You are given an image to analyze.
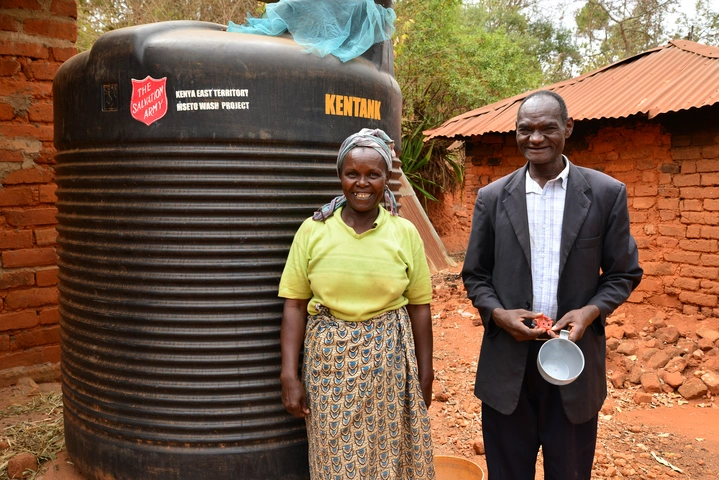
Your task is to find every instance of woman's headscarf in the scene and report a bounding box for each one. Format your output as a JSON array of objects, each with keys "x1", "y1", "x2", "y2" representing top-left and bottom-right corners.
[{"x1": 313, "y1": 128, "x2": 398, "y2": 221}]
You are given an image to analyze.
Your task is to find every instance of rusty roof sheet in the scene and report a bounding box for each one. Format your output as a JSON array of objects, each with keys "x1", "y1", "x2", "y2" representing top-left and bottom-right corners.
[{"x1": 425, "y1": 40, "x2": 719, "y2": 140}]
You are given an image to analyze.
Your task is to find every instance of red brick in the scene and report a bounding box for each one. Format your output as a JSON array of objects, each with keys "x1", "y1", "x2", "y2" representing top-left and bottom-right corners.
[
  {"x1": 681, "y1": 160, "x2": 696, "y2": 174},
  {"x1": 658, "y1": 198, "x2": 679, "y2": 210},
  {"x1": 0, "y1": 270, "x2": 34, "y2": 289},
  {"x1": 633, "y1": 197, "x2": 655, "y2": 209},
  {"x1": 681, "y1": 187, "x2": 719, "y2": 199},
  {"x1": 34, "y1": 227, "x2": 57, "y2": 245},
  {"x1": 637, "y1": 277, "x2": 664, "y2": 292},
  {"x1": 0, "y1": 230, "x2": 32, "y2": 249},
  {"x1": 5, "y1": 287, "x2": 58, "y2": 309},
  {"x1": 679, "y1": 291, "x2": 718, "y2": 307},
  {"x1": 0, "y1": 79, "x2": 52, "y2": 97},
  {"x1": 701, "y1": 226, "x2": 719, "y2": 239},
  {"x1": 634, "y1": 184, "x2": 658, "y2": 197},
  {"x1": 0, "y1": 349, "x2": 43, "y2": 369},
  {"x1": 673, "y1": 277, "x2": 701, "y2": 290},
  {"x1": 39, "y1": 307, "x2": 59, "y2": 325},
  {"x1": 0, "y1": 334, "x2": 8, "y2": 351},
  {"x1": 28, "y1": 101, "x2": 53, "y2": 121},
  {"x1": 702, "y1": 173, "x2": 719, "y2": 186},
  {"x1": 657, "y1": 236, "x2": 679, "y2": 248},
  {"x1": 39, "y1": 184, "x2": 56, "y2": 203},
  {"x1": 658, "y1": 185, "x2": 680, "y2": 197},
  {"x1": 681, "y1": 199, "x2": 703, "y2": 211},
  {"x1": 0, "y1": 40, "x2": 48, "y2": 59},
  {"x1": 680, "y1": 265, "x2": 719, "y2": 279},
  {"x1": 36, "y1": 267, "x2": 57, "y2": 286},
  {"x1": 50, "y1": 0, "x2": 77, "y2": 18},
  {"x1": 0, "y1": 124, "x2": 53, "y2": 141},
  {"x1": 659, "y1": 210, "x2": 676, "y2": 221},
  {"x1": 630, "y1": 211, "x2": 648, "y2": 222},
  {"x1": 706, "y1": 199, "x2": 719, "y2": 211},
  {"x1": 664, "y1": 251, "x2": 701, "y2": 265},
  {"x1": 27, "y1": 61, "x2": 62, "y2": 81},
  {"x1": 702, "y1": 255, "x2": 719, "y2": 267},
  {"x1": 657, "y1": 224, "x2": 685, "y2": 237},
  {"x1": 687, "y1": 225, "x2": 702, "y2": 238},
  {"x1": 49, "y1": 46, "x2": 76, "y2": 62},
  {"x1": 673, "y1": 146, "x2": 701, "y2": 160},
  {"x1": 679, "y1": 239, "x2": 718, "y2": 252},
  {"x1": 24, "y1": 19, "x2": 77, "y2": 42},
  {"x1": 700, "y1": 148, "x2": 719, "y2": 161},
  {"x1": 642, "y1": 262, "x2": 676, "y2": 276},
  {"x1": 4, "y1": 208, "x2": 57, "y2": 227},
  {"x1": 0, "y1": 14, "x2": 21, "y2": 32},
  {"x1": 2, "y1": 168, "x2": 54, "y2": 185},
  {"x1": 674, "y1": 173, "x2": 701, "y2": 186},
  {"x1": 681, "y1": 211, "x2": 719, "y2": 225},
  {"x1": 42, "y1": 344, "x2": 60, "y2": 363},
  {"x1": 34, "y1": 145, "x2": 56, "y2": 165},
  {"x1": 0, "y1": 187, "x2": 33, "y2": 207},
  {"x1": 11, "y1": 325, "x2": 60, "y2": 349},
  {"x1": 0, "y1": 310, "x2": 38, "y2": 332},
  {"x1": 2, "y1": 247, "x2": 56, "y2": 268},
  {"x1": 0, "y1": 102, "x2": 14, "y2": 120},
  {"x1": 0, "y1": 58, "x2": 21, "y2": 76}
]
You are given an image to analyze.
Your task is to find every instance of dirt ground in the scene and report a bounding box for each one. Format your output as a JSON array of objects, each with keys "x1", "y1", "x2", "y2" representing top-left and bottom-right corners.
[{"x1": 1, "y1": 266, "x2": 719, "y2": 480}]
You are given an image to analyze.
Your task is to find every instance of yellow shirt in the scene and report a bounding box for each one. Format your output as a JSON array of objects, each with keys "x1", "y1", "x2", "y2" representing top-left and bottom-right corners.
[{"x1": 278, "y1": 206, "x2": 431, "y2": 321}]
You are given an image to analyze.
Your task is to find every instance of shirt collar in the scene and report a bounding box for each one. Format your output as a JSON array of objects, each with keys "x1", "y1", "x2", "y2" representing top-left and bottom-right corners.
[{"x1": 525, "y1": 155, "x2": 570, "y2": 193}]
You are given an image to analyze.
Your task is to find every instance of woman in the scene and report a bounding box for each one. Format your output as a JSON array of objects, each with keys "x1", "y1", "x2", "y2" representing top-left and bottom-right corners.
[{"x1": 278, "y1": 128, "x2": 435, "y2": 480}]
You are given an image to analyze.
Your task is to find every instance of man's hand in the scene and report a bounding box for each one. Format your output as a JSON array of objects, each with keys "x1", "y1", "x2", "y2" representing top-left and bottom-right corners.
[
  {"x1": 551, "y1": 305, "x2": 600, "y2": 342},
  {"x1": 491, "y1": 308, "x2": 547, "y2": 341}
]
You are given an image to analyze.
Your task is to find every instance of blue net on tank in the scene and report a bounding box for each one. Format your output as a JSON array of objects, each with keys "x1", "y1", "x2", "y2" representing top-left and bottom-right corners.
[{"x1": 227, "y1": 0, "x2": 396, "y2": 62}]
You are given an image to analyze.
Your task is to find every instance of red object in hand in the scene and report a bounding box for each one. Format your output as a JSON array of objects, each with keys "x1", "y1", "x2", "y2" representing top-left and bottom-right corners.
[{"x1": 535, "y1": 314, "x2": 553, "y2": 331}]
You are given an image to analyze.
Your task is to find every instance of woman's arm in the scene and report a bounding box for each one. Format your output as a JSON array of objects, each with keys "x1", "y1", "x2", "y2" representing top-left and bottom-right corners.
[
  {"x1": 406, "y1": 303, "x2": 433, "y2": 409},
  {"x1": 280, "y1": 298, "x2": 310, "y2": 418}
]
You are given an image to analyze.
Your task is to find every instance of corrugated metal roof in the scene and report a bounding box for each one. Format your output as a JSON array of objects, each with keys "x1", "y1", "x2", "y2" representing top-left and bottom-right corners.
[{"x1": 425, "y1": 40, "x2": 719, "y2": 140}]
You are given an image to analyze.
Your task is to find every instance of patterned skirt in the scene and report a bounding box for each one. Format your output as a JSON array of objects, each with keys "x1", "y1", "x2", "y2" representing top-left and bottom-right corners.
[{"x1": 303, "y1": 306, "x2": 435, "y2": 480}]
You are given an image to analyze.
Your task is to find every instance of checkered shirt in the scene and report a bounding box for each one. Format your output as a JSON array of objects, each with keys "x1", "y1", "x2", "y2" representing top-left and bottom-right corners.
[{"x1": 525, "y1": 158, "x2": 570, "y2": 320}]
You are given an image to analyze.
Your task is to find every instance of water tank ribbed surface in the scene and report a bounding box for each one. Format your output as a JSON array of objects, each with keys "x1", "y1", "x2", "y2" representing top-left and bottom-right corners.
[{"x1": 53, "y1": 20, "x2": 402, "y2": 480}]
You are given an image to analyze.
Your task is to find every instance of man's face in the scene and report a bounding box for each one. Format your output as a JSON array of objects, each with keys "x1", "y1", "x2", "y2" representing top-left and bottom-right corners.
[{"x1": 515, "y1": 96, "x2": 574, "y2": 167}]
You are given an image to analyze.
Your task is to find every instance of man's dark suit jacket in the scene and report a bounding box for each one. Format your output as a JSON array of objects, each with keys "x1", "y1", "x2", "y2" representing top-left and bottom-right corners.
[{"x1": 462, "y1": 161, "x2": 643, "y2": 424}]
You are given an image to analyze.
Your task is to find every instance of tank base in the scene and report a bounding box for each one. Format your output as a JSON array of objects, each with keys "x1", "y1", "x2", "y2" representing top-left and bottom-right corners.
[{"x1": 64, "y1": 416, "x2": 310, "y2": 480}]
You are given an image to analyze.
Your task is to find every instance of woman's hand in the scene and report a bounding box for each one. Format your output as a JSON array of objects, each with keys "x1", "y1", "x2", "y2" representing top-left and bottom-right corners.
[
  {"x1": 281, "y1": 376, "x2": 310, "y2": 418},
  {"x1": 406, "y1": 303, "x2": 434, "y2": 409},
  {"x1": 280, "y1": 298, "x2": 310, "y2": 417}
]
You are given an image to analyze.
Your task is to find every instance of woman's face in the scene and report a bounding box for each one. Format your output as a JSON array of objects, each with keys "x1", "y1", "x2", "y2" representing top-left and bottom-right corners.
[{"x1": 339, "y1": 147, "x2": 388, "y2": 214}]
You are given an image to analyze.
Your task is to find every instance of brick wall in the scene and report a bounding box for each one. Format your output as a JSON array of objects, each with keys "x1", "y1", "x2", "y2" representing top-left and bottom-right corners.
[
  {"x1": 440, "y1": 112, "x2": 719, "y2": 314},
  {"x1": 0, "y1": 0, "x2": 77, "y2": 373}
]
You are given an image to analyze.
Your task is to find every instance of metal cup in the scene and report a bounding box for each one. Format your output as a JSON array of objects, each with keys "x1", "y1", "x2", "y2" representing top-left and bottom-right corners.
[{"x1": 537, "y1": 329, "x2": 585, "y2": 385}]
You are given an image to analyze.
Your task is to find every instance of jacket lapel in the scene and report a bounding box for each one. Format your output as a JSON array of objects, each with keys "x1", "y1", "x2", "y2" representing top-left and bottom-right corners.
[
  {"x1": 559, "y1": 162, "x2": 591, "y2": 278},
  {"x1": 503, "y1": 165, "x2": 532, "y2": 269}
]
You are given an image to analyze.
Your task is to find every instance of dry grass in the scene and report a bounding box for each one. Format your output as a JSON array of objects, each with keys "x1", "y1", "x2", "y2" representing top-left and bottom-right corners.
[{"x1": 0, "y1": 393, "x2": 64, "y2": 480}]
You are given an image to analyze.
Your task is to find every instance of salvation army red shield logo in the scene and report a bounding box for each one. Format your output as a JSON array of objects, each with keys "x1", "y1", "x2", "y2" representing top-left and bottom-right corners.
[{"x1": 130, "y1": 76, "x2": 168, "y2": 126}]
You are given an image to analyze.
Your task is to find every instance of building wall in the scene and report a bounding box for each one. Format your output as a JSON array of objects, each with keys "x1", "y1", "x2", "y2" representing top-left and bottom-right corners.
[
  {"x1": 447, "y1": 113, "x2": 719, "y2": 315},
  {"x1": 0, "y1": 0, "x2": 77, "y2": 373}
]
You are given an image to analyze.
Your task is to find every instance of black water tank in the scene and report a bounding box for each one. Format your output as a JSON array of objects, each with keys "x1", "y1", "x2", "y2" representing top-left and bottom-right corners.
[{"x1": 53, "y1": 20, "x2": 402, "y2": 480}]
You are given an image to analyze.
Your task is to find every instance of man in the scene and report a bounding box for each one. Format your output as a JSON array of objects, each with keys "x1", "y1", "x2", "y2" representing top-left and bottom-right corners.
[{"x1": 462, "y1": 90, "x2": 642, "y2": 479}]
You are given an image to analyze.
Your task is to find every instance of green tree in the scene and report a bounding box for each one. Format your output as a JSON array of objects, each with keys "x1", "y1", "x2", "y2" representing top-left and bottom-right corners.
[
  {"x1": 393, "y1": 0, "x2": 544, "y2": 196},
  {"x1": 574, "y1": 0, "x2": 678, "y2": 70},
  {"x1": 77, "y1": 0, "x2": 261, "y2": 51},
  {"x1": 462, "y1": 1, "x2": 582, "y2": 85},
  {"x1": 675, "y1": 0, "x2": 719, "y2": 45}
]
